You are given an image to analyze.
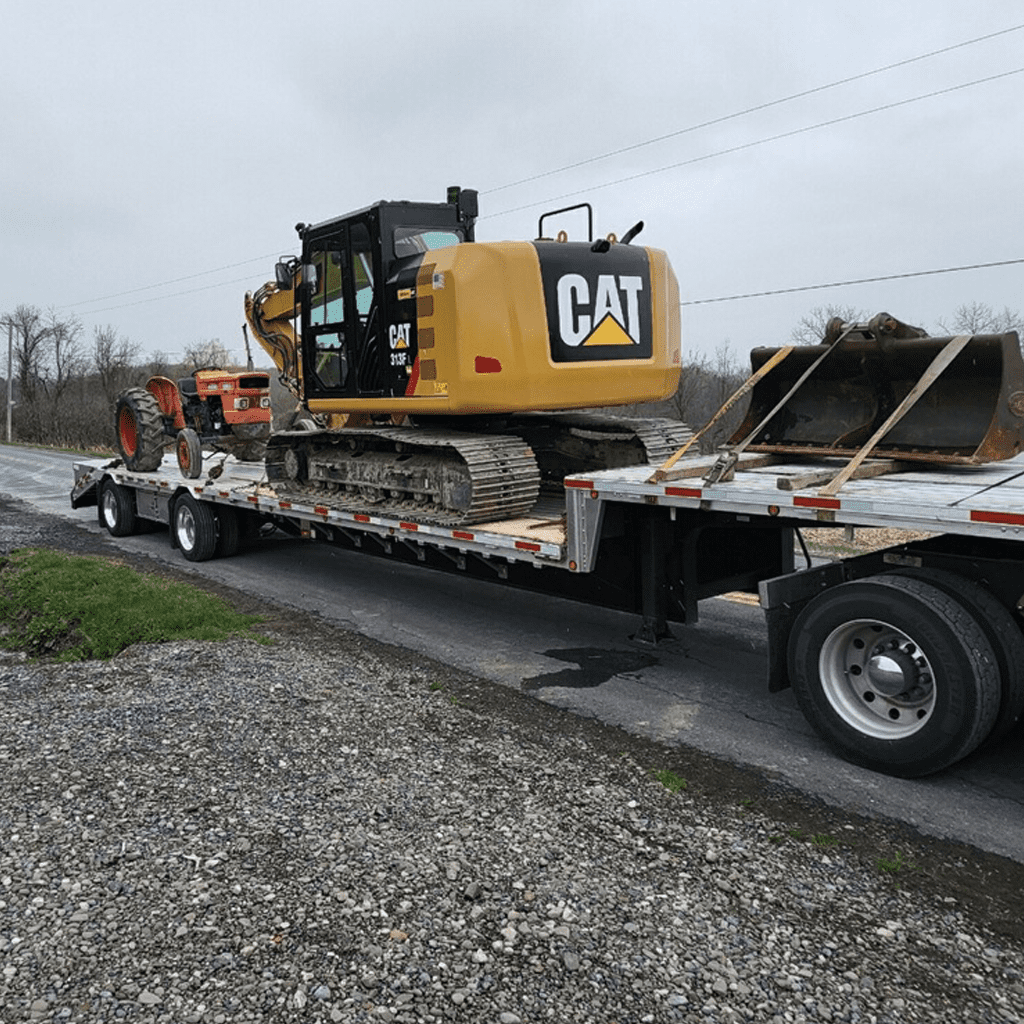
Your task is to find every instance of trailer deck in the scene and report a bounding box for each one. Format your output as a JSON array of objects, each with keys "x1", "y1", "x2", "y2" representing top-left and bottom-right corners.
[
  {"x1": 72, "y1": 455, "x2": 569, "y2": 567},
  {"x1": 567, "y1": 453, "x2": 1024, "y2": 541}
]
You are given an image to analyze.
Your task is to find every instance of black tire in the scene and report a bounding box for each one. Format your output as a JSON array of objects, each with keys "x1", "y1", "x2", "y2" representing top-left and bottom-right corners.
[
  {"x1": 215, "y1": 506, "x2": 241, "y2": 559},
  {"x1": 115, "y1": 387, "x2": 165, "y2": 472},
  {"x1": 173, "y1": 493, "x2": 218, "y2": 562},
  {"x1": 98, "y1": 479, "x2": 138, "y2": 537},
  {"x1": 884, "y1": 567, "x2": 1024, "y2": 744},
  {"x1": 788, "y1": 574, "x2": 1001, "y2": 777},
  {"x1": 230, "y1": 421, "x2": 271, "y2": 461},
  {"x1": 176, "y1": 428, "x2": 203, "y2": 479}
]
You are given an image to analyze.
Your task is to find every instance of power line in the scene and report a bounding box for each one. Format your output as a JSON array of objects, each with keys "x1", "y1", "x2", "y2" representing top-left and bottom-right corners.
[
  {"x1": 482, "y1": 23, "x2": 1024, "y2": 197},
  {"x1": 682, "y1": 258, "x2": 1024, "y2": 306},
  {"x1": 485, "y1": 66, "x2": 1024, "y2": 220},
  {"x1": 54, "y1": 28, "x2": 1024, "y2": 318},
  {"x1": 58, "y1": 253, "x2": 284, "y2": 311},
  {"x1": 74, "y1": 273, "x2": 262, "y2": 316},
  {"x1": 55, "y1": 46, "x2": 1024, "y2": 318}
]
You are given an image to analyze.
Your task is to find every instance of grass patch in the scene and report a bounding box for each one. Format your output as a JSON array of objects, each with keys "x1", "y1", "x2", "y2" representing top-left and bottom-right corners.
[
  {"x1": 877, "y1": 850, "x2": 917, "y2": 875},
  {"x1": 653, "y1": 768, "x2": 688, "y2": 793},
  {"x1": 0, "y1": 548, "x2": 266, "y2": 662}
]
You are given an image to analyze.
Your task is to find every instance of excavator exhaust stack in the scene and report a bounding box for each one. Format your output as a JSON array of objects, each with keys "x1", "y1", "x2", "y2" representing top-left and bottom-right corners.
[{"x1": 729, "y1": 314, "x2": 1024, "y2": 464}]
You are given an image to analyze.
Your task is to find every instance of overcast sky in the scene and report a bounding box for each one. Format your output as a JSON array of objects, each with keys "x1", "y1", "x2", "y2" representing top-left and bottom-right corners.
[{"x1": 3, "y1": 1, "x2": 1022, "y2": 371}]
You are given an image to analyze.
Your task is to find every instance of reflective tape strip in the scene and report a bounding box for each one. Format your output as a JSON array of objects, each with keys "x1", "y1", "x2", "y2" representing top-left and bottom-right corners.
[
  {"x1": 794, "y1": 496, "x2": 840, "y2": 510},
  {"x1": 970, "y1": 509, "x2": 1024, "y2": 526}
]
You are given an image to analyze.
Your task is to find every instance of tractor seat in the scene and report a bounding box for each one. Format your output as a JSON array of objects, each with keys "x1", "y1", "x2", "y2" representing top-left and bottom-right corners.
[{"x1": 178, "y1": 376, "x2": 198, "y2": 396}]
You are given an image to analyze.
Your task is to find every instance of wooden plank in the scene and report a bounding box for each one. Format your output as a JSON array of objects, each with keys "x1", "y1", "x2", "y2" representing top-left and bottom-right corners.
[
  {"x1": 776, "y1": 459, "x2": 913, "y2": 492},
  {"x1": 657, "y1": 454, "x2": 782, "y2": 482}
]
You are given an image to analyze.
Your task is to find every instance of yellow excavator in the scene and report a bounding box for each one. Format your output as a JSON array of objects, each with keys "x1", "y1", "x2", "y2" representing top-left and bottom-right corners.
[{"x1": 245, "y1": 187, "x2": 689, "y2": 524}]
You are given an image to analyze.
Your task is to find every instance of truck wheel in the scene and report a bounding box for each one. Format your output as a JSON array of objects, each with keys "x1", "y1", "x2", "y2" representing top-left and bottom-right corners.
[
  {"x1": 115, "y1": 388, "x2": 165, "y2": 472},
  {"x1": 176, "y1": 428, "x2": 203, "y2": 479},
  {"x1": 173, "y1": 493, "x2": 218, "y2": 562},
  {"x1": 231, "y1": 421, "x2": 271, "y2": 461},
  {"x1": 215, "y1": 506, "x2": 240, "y2": 558},
  {"x1": 98, "y1": 480, "x2": 138, "y2": 537},
  {"x1": 788, "y1": 574, "x2": 1000, "y2": 777},
  {"x1": 884, "y1": 567, "x2": 1024, "y2": 744}
]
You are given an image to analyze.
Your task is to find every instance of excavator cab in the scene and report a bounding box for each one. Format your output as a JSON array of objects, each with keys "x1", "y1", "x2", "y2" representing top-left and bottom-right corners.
[{"x1": 293, "y1": 189, "x2": 478, "y2": 407}]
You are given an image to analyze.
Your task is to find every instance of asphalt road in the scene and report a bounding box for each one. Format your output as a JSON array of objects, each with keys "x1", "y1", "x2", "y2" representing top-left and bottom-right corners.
[{"x1": 2, "y1": 443, "x2": 1022, "y2": 864}]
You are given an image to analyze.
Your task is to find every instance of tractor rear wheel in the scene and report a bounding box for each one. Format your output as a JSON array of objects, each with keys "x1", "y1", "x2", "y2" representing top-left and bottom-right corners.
[{"x1": 115, "y1": 388, "x2": 165, "y2": 471}]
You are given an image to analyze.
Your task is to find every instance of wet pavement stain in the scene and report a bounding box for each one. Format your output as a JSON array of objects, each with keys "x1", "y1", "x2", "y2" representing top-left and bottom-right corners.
[{"x1": 521, "y1": 647, "x2": 659, "y2": 691}]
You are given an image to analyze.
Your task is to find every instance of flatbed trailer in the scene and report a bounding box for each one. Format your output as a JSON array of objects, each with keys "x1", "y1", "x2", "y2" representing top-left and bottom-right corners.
[{"x1": 71, "y1": 448, "x2": 1024, "y2": 778}]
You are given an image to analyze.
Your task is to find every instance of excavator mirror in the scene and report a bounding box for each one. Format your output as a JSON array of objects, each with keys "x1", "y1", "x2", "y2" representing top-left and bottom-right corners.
[{"x1": 274, "y1": 261, "x2": 293, "y2": 290}]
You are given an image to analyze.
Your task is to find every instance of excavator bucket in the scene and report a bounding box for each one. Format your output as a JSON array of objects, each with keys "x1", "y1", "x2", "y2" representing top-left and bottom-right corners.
[{"x1": 728, "y1": 315, "x2": 1024, "y2": 464}]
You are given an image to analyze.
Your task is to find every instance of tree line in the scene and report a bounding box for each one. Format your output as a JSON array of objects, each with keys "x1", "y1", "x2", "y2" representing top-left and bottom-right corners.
[{"x1": 2, "y1": 301, "x2": 1021, "y2": 453}]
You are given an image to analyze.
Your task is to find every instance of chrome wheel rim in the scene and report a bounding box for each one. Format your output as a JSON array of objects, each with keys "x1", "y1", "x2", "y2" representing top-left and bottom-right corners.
[
  {"x1": 102, "y1": 488, "x2": 118, "y2": 529},
  {"x1": 175, "y1": 504, "x2": 196, "y2": 552},
  {"x1": 818, "y1": 618, "x2": 936, "y2": 739}
]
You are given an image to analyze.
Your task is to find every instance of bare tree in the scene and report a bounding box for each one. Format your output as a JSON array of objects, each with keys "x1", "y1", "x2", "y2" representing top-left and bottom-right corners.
[
  {"x1": 183, "y1": 338, "x2": 233, "y2": 370},
  {"x1": 92, "y1": 326, "x2": 139, "y2": 401},
  {"x1": 790, "y1": 304, "x2": 867, "y2": 346},
  {"x1": 936, "y1": 302, "x2": 1024, "y2": 336},
  {"x1": 143, "y1": 349, "x2": 176, "y2": 378},
  {"x1": 44, "y1": 310, "x2": 86, "y2": 402},
  {"x1": 2, "y1": 304, "x2": 51, "y2": 401}
]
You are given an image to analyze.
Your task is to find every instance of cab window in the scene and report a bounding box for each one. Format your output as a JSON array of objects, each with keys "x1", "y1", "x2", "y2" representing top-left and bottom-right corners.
[
  {"x1": 393, "y1": 227, "x2": 462, "y2": 259},
  {"x1": 350, "y1": 222, "x2": 375, "y2": 317},
  {"x1": 308, "y1": 245, "x2": 345, "y2": 327}
]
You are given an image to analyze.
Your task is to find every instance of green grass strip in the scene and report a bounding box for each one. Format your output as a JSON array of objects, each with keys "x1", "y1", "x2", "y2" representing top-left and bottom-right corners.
[{"x1": 0, "y1": 548, "x2": 266, "y2": 662}]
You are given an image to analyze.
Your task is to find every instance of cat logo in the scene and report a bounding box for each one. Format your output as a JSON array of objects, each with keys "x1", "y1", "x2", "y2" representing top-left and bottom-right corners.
[
  {"x1": 388, "y1": 323, "x2": 411, "y2": 349},
  {"x1": 557, "y1": 274, "x2": 644, "y2": 348},
  {"x1": 536, "y1": 242, "x2": 653, "y2": 363}
]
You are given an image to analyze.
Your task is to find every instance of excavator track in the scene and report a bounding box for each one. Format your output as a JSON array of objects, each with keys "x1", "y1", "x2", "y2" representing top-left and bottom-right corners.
[
  {"x1": 507, "y1": 412, "x2": 695, "y2": 485},
  {"x1": 264, "y1": 414, "x2": 692, "y2": 525},
  {"x1": 265, "y1": 427, "x2": 541, "y2": 526}
]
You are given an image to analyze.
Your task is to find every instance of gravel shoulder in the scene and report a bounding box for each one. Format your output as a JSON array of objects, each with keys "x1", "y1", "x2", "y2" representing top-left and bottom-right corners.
[{"x1": 2, "y1": 496, "x2": 1023, "y2": 1023}]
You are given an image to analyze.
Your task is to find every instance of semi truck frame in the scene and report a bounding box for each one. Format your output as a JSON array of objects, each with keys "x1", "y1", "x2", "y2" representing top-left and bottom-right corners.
[{"x1": 71, "y1": 440, "x2": 1024, "y2": 779}]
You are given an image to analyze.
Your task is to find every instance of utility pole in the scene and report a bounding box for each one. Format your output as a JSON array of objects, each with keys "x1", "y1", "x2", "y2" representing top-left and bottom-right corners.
[{"x1": 5, "y1": 321, "x2": 12, "y2": 443}]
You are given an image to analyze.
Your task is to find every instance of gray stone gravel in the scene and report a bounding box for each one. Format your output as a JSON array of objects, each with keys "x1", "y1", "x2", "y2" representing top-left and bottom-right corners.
[
  {"x1": 1, "y1": 629, "x2": 1023, "y2": 1024},
  {"x1": 2, "y1": 493, "x2": 1024, "y2": 1023}
]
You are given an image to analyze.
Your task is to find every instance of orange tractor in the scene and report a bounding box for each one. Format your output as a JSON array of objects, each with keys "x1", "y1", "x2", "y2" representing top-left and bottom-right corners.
[{"x1": 114, "y1": 368, "x2": 272, "y2": 478}]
